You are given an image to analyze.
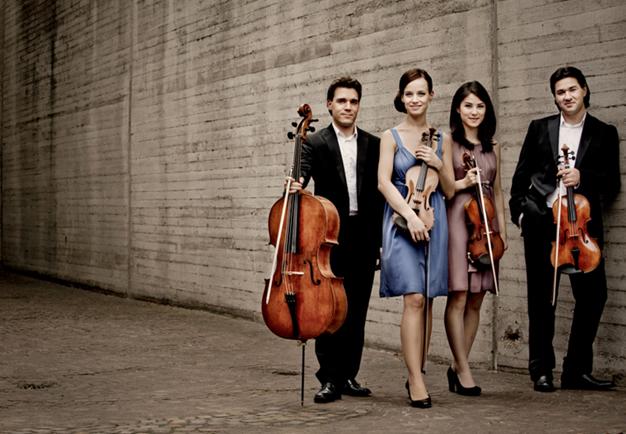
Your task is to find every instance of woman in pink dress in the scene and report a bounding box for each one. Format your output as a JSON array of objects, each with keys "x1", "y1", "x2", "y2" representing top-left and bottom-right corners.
[{"x1": 444, "y1": 81, "x2": 507, "y2": 395}]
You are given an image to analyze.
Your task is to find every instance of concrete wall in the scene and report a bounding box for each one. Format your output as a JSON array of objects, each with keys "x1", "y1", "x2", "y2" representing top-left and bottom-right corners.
[
  {"x1": 1, "y1": 1, "x2": 131, "y2": 289},
  {"x1": 0, "y1": 0, "x2": 4, "y2": 262},
  {"x1": 1, "y1": 0, "x2": 625, "y2": 375}
]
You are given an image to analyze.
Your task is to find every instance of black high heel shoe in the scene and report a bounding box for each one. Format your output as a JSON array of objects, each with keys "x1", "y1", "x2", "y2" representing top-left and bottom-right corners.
[
  {"x1": 405, "y1": 380, "x2": 432, "y2": 408},
  {"x1": 447, "y1": 367, "x2": 481, "y2": 396}
]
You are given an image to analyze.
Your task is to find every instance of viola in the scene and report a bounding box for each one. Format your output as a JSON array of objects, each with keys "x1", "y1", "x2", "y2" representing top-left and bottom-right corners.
[
  {"x1": 262, "y1": 105, "x2": 347, "y2": 342},
  {"x1": 462, "y1": 152, "x2": 504, "y2": 268},
  {"x1": 392, "y1": 128, "x2": 440, "y2": 233},
  {"x1": 550, "y1": 145, "x2": 601, "y2": 276}
]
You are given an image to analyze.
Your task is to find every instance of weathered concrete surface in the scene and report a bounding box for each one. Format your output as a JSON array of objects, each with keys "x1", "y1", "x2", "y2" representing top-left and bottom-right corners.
[
  {"x1": 2, "y1": 0, "x2": 625, "y2": 377},
  {"x1": 1, "y1": 270, "x2": 624, "y2": 433}
]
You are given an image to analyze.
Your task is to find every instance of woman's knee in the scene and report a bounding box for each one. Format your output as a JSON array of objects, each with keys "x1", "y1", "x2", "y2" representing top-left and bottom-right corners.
[
  {"x1": 446, "y1": 291, "x2": 468, "y2": 313},
  {"x1": 467, "y1": 292, "x2": 486, "y2": 312},
  {"x1": 404, "y1": 293, "x2": 425, "y2": 310}
]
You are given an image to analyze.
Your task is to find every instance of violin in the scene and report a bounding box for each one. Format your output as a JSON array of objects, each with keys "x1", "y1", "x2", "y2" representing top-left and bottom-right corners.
[
  {"x1": 462, "y1": 152, "x2": 504, "y2": 268},
  {"x1": 392, "y1": 127, "x2": 440, "y2": 233},
  {"x1": 550, "y1": 145, "x2": 601, "y2": 280},
  {"x1": 262, "y1": 105, "x2": 347, "y2": 342}
]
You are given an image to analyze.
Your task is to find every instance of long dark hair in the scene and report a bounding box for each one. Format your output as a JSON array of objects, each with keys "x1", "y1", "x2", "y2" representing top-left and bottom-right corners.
[
  {"x1": 449, "y1": 81, "x2": 496, "y2": 152},
  {"x1": 394, "y1": 68, "x2": 433, "y2": 113}
]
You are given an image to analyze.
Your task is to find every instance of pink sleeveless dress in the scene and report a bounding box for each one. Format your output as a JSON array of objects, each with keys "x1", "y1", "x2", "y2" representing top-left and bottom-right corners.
[{"x1": 447, "y1": 141, "x2": 499, "y2": 293}]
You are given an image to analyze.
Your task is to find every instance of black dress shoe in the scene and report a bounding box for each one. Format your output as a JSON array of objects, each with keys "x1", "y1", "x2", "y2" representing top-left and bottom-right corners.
[
  {"x1": 342, "y1": 378, "x2": 372, "y2": 397},
  {"x1": 409, "y1": 395, "x2": 432, "y2": 408},
  {"x1": 561, "y1": 373, "x2": 616, "y2": 391},
  {"x1": 447, "y1": 367, "x2": 481, "y2": 396},
  {"x1": 314, "y1": 382, "x2": 341, "y2": 403},
  {"x1": 405, "y1": 380, "x2": 432, "y2": 408},
  {"x1": 533, "y1": 375, "x2": 556, "y2": 392}
]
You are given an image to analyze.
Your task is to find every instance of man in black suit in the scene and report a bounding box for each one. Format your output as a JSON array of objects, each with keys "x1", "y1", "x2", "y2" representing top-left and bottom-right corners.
[
  {"x1": 510, "y1": 66, "x2": 620, "y2": 392},
  {"x1": 292, "y1": 76, "x2": 384, "y2": 403}
]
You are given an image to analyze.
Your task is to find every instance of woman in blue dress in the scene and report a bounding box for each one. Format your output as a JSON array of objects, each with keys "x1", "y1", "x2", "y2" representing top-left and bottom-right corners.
[{"x1": 378, "y1": 68, "x2": 455, "y2": 408}]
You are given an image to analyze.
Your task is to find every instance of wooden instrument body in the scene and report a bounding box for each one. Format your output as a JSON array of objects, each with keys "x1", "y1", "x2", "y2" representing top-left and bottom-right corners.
[
  {"x1": 550, "y1": 191, "x2": 601, "y2": 273},
  {"x1": 263, "y1": 191, "x2": 346, "y2": 340},
  {"x1": 462, "y1": 152, "x2": 504, "y2": 268},
  {"x1": 392, "y1": 128, "x2": 440, "y2": 234},
  {"x1": 550, "y1": 145, "x2": 601, "y2": 274}
]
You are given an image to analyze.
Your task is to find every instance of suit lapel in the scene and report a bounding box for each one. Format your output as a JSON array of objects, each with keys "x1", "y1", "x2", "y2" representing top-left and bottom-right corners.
[
  {"x1": 548, "y1": 116, "x2": 560, "y2": 165},
  {"x1": 575, "y1": 115, "x2": 594, "y2": 168},
  {"x1": 356, "y1": 128, "x2": 368, "y2": 199},
  {"x1": 323, "y1": 125, "x2": 348, "y2": 192}
]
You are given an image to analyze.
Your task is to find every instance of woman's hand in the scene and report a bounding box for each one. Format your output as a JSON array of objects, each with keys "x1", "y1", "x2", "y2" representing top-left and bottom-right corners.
[
  {"x1": 414, "y1": 144, "x2": 443, "y2": 171},
  {"x1": 407, "y1": 213, "x2": 430, "y2": 243},
  {"x1": 463, "y1": 167, "x2": 480, "y2": 189}
]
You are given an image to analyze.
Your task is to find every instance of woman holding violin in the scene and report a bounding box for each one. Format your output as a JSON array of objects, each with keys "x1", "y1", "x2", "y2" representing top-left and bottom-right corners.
[
  {"x1": 444, "y1": 81, "x2": 507, "y2": 396},
  {"x1": 378, "y1": 68, "x2": 454, "y2": 408}
]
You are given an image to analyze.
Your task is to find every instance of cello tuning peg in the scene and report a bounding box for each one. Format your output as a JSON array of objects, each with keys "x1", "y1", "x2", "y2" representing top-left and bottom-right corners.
[
  {"x1": 311, "y1": 118, "x2": 319, "y2": 123},
  {"x1": 287, "y1": 132, "x2": 295, "y2": 139},
  {"x1": 291, "y1": 122, "x2": 298, "y2": 127},
  {"x1": 308, "y1": 126, "x2": 316, "y2": 133}
]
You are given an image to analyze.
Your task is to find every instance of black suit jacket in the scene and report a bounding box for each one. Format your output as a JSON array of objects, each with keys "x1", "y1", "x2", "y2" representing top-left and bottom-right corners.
[
  {"x1": 300, "y1": 124, "x2": 384, "y2": 259},
  {"x1": 510, "y1": 113, "x2": 620, "y2": 243}
]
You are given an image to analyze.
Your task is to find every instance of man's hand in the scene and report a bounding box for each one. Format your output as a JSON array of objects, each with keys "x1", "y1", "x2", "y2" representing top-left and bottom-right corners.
[
  {"x1": 286, "y1": 176, "x2": 304, "y2": 194},
  {"x1": 557, "y1": 167, "x2": 580, "y2": 188}
]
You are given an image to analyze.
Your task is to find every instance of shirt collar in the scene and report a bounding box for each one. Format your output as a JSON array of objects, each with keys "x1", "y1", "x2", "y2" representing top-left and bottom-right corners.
[
  {"x1": 560, "y1": 112, "x2": 586, "y2": 128},
  {"x1": 332, "y1": 122, "x2": 358, "y2": 141}
]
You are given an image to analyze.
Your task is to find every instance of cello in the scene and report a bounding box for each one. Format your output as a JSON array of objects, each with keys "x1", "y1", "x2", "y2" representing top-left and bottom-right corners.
[
  {"x1": 462, "y1": 152, "x2": 504, "y2": 295},
  {"x1": 550, "y1": 145, "x2": 601, "y2": 304},
  {"x1": 262, "y1": 104, "x2": 347, "y2": 334}
]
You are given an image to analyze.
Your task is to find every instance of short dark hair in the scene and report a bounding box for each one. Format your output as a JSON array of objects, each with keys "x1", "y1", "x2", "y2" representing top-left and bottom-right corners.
[
  {"x1": 327, "y1": 77, "x2": 362, "y2": 102},
  {"x1": 549, "y1": 66, "x2": 590, "y2": 108},
  {"x1": 394, "y1": 68, "x2": 433, "y2": 113},
  {"x1": 449, "y1": 81, "x2": 496, "y2": 153}
]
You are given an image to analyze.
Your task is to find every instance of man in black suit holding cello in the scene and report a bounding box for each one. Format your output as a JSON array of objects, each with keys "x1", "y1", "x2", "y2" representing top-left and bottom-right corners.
[
  {"x1": 291, "y1": 76, "x2": 384, "y2": 403},
  {"x1": 510, "y1": 66, "x2": 620, "y2": 392}
]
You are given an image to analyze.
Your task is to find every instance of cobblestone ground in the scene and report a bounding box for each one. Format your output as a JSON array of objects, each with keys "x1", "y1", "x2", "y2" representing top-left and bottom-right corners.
[{"x1": 1, "y1": 271, "x2": 624, "y2": 433}]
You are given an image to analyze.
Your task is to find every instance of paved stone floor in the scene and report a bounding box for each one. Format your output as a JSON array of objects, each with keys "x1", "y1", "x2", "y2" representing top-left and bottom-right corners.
[{"x1": 1, "y1": 270, "x2": 624, "y2": 433}]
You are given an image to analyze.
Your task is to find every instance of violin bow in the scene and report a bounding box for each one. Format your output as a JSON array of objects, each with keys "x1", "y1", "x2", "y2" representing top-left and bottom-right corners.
[
  {"x1": 551, "y1": 146, "x2": 570, "y2": 306},
  {"x1": 265, "y1": 170, "x2": 294, "y2": 304},
  {"x1": 421, "y1": 238, "x2": 430, "y2": 373},
  {"x1": 420, "y1": 128, "x2": 437, "y2": 374},
  {"x1": 473, "y1": 155, "x2": 499, "y2": 296},
  {"x1": 552, "y1": 175, "x2": 563, "y2": 306}
]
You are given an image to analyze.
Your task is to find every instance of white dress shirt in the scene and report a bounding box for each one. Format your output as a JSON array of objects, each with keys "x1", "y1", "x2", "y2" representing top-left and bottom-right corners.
[
  {"x1": 332, "y1": 123, "x2": 359, "y2": 216},
  {"x1": 545, "y1": 113, "x2": 586, "y2": 207}
]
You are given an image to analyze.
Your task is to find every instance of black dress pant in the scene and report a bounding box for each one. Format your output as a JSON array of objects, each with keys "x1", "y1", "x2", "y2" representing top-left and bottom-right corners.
[
  {"x1": 522, "y1": 208, "x2": 608, "y2": 380},
  {"x1": 315, "y1": 215, "x2": 376, "y2": 385}
]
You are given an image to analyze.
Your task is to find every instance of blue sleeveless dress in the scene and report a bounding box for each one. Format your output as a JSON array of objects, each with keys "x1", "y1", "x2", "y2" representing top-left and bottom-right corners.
[{"x1": 379, "y1": 128, "x2": 449, "y2": 298}]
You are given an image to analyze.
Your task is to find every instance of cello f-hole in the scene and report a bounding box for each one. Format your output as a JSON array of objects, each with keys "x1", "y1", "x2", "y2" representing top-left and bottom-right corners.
[{"x1": 305, "y1": 259, "x2": 322, "y2": 285}]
